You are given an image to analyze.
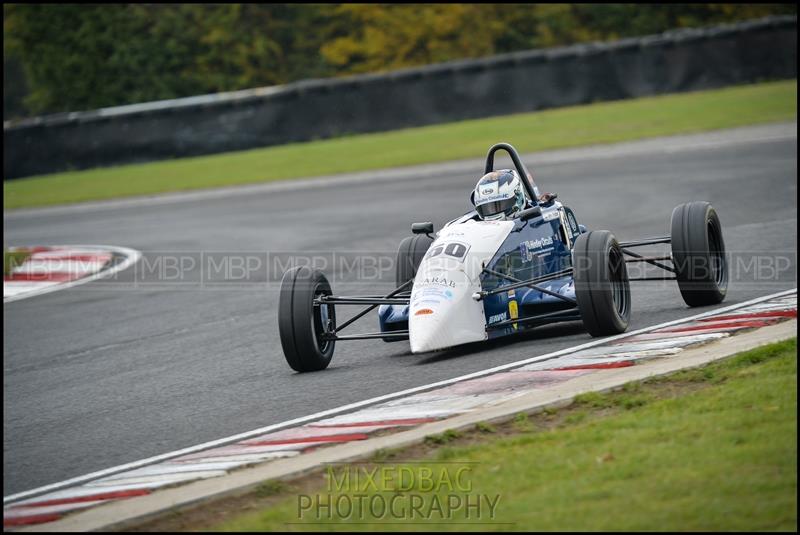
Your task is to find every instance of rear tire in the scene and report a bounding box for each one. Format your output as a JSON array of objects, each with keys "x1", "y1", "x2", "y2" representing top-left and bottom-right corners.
[
  {"x1": 573, "y1": 230, "x2": 631, "y2": 336},
  {"x1": 278, "y1": 266, "x2": 336, "y2": 372},
  {"x1": 670, "y1": 202, "x2": 728, "y2": 307},
  {"x1": 396, "y1": 234, "x2": 434, "y2": 287},
  {"x1": 385, "y1": 234, "x2": 433, "y2": 342}
]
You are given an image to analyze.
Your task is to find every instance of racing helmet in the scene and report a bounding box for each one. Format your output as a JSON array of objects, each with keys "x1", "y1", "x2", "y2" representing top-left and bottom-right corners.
[{"x1": 472, "y1": 169, "x2": 526, "y2": 220}]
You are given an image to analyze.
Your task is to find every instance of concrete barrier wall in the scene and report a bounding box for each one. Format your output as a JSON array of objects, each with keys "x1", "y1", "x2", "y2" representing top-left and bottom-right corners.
[{"x1": 3, "y1": 16, "x2": 796, "y2": 179}]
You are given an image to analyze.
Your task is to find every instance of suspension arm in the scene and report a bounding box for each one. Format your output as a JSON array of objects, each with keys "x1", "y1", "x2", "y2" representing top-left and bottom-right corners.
[
  {"x1": 474, "y1": 267, "x2": 576, "y2": 304},
  {"x1": 618, "y1": 236, "x2": 671, "y2": 247},
  {"x1": 621, "y1": 248, "x2": 676, "y2": 273},
  {"x1": 321, "y1": 278, "x2": 414, "y2": 334}
]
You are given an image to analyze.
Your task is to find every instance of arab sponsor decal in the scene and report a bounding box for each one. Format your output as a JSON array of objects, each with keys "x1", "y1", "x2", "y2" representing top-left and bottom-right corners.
[
  {"x1": 417, "y1": 275, "x2": 457, "y2": 288},
  {"x1": 488, "y1": 311, "x2": 508, "y2": 324}
]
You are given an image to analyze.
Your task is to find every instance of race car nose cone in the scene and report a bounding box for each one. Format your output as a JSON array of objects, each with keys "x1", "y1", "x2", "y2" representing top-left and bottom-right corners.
[
  {"x1": 409, "y1": 317, "x2": 447, "y2": 353},
  {"x1": 408, "y1": 271, "x2": 487, "y2": 353}
]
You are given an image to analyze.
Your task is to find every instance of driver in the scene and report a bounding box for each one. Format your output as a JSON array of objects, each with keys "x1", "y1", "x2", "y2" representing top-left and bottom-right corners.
[{"x1": 472, "y1": 169, "x2": 557, "y2": 221}]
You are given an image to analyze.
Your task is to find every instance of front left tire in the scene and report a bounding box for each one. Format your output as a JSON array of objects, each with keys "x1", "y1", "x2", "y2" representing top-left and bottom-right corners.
[{"x1": 278, "y1": 266, "x2": 336, "y2": 372}]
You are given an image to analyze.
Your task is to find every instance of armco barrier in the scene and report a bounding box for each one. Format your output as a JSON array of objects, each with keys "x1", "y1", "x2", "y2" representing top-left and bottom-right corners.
[{"x1": 3, "y1": 16, "x2": 796, "y2": 179}]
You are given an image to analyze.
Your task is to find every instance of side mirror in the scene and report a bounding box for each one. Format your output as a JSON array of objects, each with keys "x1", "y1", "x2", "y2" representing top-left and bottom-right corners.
[{"x1": 411, "y1": 222, "x2": 434, "y2": 235}]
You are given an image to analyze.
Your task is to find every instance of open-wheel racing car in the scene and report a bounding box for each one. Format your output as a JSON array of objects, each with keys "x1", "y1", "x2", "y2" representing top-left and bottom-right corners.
[{"x1": 278, "y1": 143, "x2": 728, "y2": 372}]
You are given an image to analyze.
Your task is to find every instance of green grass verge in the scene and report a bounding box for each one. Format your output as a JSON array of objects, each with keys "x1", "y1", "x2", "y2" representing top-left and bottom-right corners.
[
  {"x1": 3, "y1": 249, "x2": 31, "y2": 276},
  {"x1": 4, "y1": 80, "x2": 796, "y2": 210},
  {"x1": 214, "y1": 338, "x2": 797, "y2": 532}
]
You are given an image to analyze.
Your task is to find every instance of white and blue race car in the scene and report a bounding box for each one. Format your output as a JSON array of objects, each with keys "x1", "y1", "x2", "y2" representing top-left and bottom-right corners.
[{"x1": 278, "y1": 143, "x2": 727, "y2": 372}]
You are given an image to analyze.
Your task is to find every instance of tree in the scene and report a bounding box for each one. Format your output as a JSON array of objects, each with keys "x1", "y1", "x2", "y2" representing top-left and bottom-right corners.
[
  {"x1": 4, "y1": 3, "x2": 796, "y2": 118},
  {"x1": 3, "y1": 4, "x2": 337, "y2": 115}
]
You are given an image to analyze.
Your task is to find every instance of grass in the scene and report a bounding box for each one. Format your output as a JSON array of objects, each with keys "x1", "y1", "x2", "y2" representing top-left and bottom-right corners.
[
  {"x1": 3, "y1": 249, "x2": 31, "y2": 276},
  {"x1": 4, "y1": 79, "x2": 796, "y2": 210},
  {"x1": 201, "y1": 338, "x2": 797, "y2": 532}
]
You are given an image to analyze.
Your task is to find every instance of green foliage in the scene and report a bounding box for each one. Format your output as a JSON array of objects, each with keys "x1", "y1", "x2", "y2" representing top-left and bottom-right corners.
[
  {"x1": 424, "y1": 429, "x2": 461, "y2": 446},
  {"x1": 573, "y1": 391, "x2": 614, "y2": 409},
  {"x1": 512, "y1": 412, "x2": 533, "y2": 432},
  {"x1": 3, "y1": 4, "x2": 338, "y2": 115},
  {"x1": 474, "y1": 421, "x2": 496, "y2": 434},
  {"x1": 3, "y1": 4, "x2": 796, "y2": 117},
  {"x1": 253, "y1": 479, "x2": 286, "y2": 498},
  {"x1": 319, "y1": 4, "x2": 797, "y2": 74},
  {"x1": 371, "y1": 448, "x2": 400, "y2": 461}
]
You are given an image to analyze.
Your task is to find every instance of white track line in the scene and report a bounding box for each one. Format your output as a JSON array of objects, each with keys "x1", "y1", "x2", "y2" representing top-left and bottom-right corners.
[
  {"x1": 3, "y1": 245, "x2": 141, "y2": 304},
  {"x1": 4, "y1": 287, "x2": 795, "y2": 506}
]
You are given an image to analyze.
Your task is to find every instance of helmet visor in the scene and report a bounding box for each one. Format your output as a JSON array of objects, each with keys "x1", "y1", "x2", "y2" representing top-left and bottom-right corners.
[{"x1": 476, "y1": 197, "x2": 516, "y2": 218}]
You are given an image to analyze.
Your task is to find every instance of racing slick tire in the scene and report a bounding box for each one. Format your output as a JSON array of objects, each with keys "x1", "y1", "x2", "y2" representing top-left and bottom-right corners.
[
  {"x1": 385, "y1": 234, "x2": 432, "y2": 343},
  {"x1": 278, "y1": 266, "x2": 336, "y2": 372},
  {"x1": 573, "y1": 230, "x2": 631, "y2": 336},
  {"x1": 396, "y1": 234, "x2": 434, "y2": 287},
  {"x1": 670, "y1": 201, "x2": 728, "y2": 307}
]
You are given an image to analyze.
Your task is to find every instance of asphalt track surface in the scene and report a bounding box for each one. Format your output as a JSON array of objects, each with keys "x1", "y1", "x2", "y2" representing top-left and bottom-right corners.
[{"x1": 3, "y1": 123, "x2": 797, "y2": 496}]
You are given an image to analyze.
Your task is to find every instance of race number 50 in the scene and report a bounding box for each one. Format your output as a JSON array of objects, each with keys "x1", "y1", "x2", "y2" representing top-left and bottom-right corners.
[{"x1": 426, "y1": 242, "x2": 470, "y2": 261}]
